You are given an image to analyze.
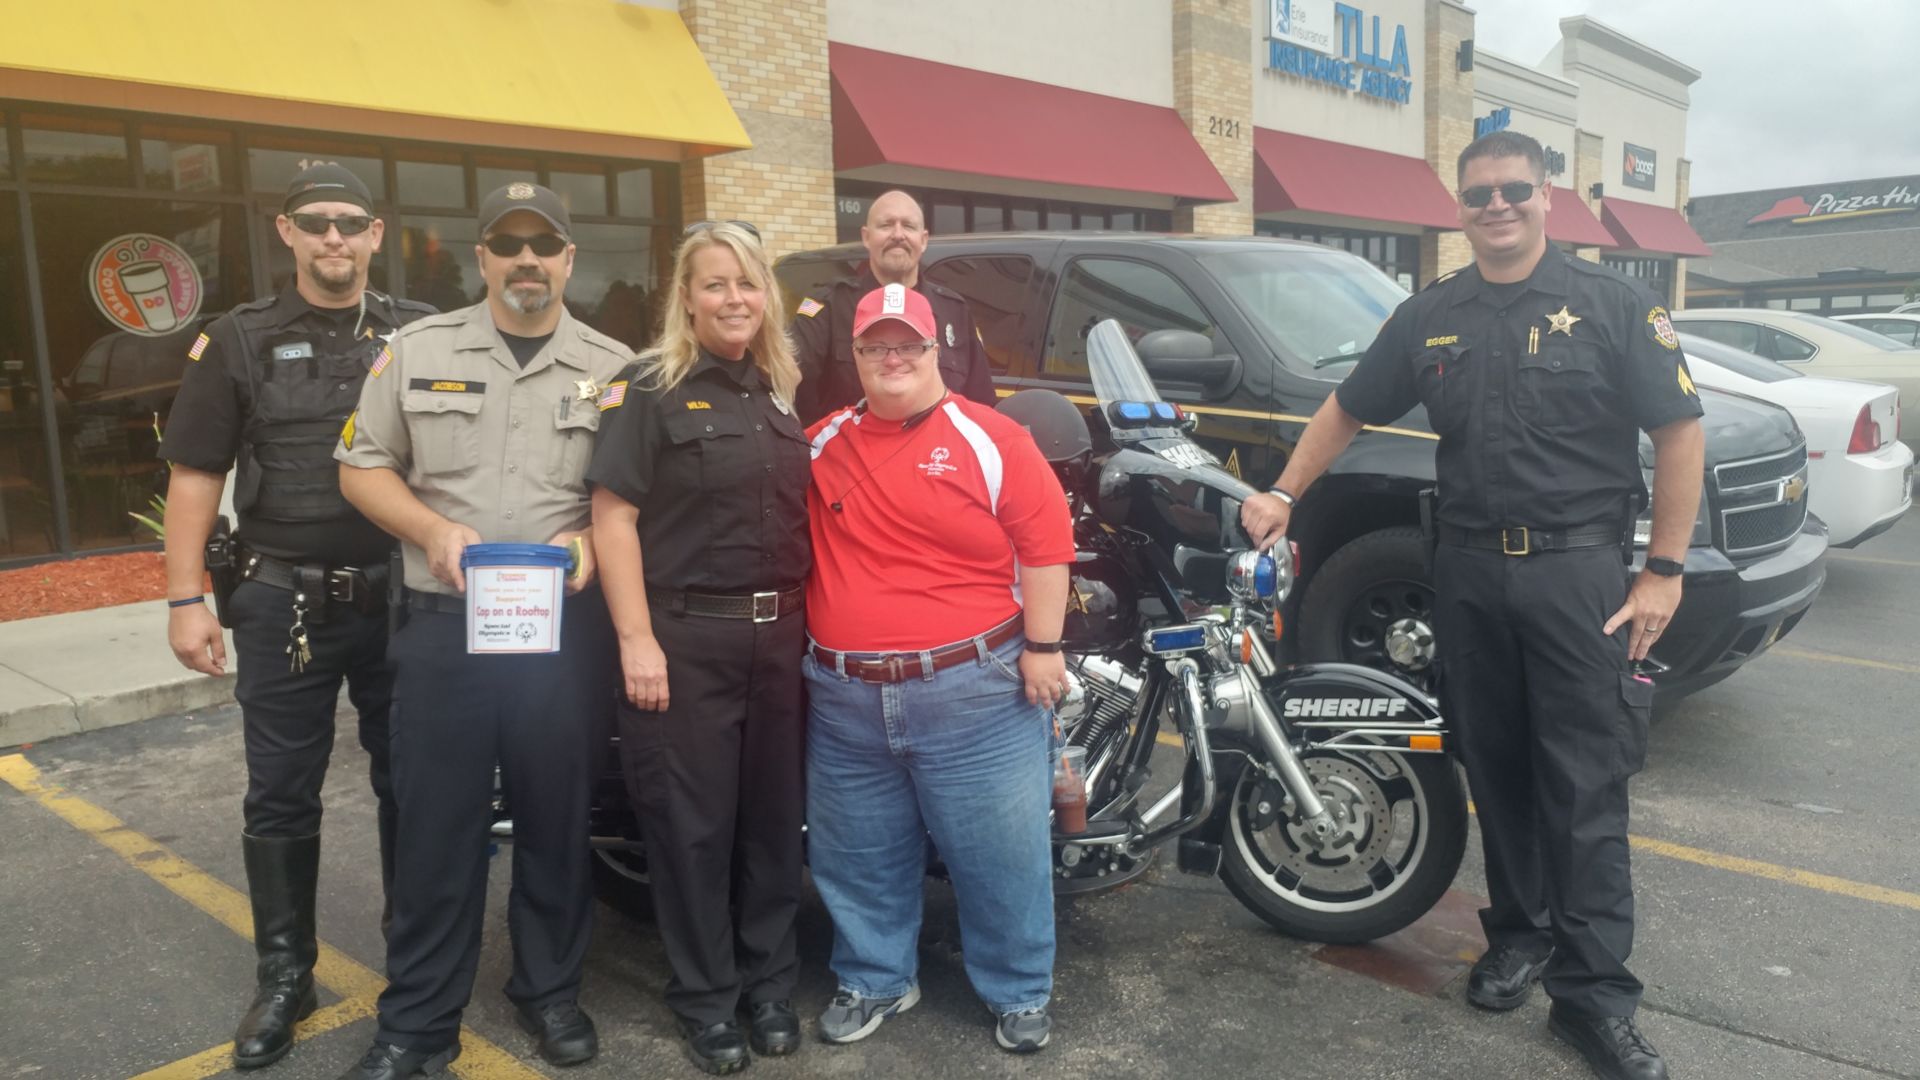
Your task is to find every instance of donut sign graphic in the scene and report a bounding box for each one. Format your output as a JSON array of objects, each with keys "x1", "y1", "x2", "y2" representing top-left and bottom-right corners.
[{"x1": 88, "y1": 233, "x2": 202, "y2": 335}]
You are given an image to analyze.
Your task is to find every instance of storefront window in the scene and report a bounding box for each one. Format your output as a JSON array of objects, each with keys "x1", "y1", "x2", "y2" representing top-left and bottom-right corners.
[
  {"x1": 565, "y1": 223, "x2": 662, "y2": 350},
  {"x1": 1829, "y1": 295, "x2": 1864, "y2": 310},
  {"x1": 973, "y1": 204, "x2": 1005, "y2": 232},
  {"x1": 1011, "y1": 206, "x2": 1039, "y2": 231},
  {"x1": 399, "y1": 216, "x2": 484, "y2": 315},
  {"x1": 1788, "y1": 297, "x2": 1821, "y2": 311},
  {"x1": 32, "y1": 195, "x2": 252, "y2": 551},
  {"x1": 475, "y1": 155, "x2": 537, "y2": 200},
  {"x1": 247, "y1": 134, "x2": 386, "y2": 201},
  {"x1": 395, "y1": 150, "x2": 465, "y2": 209},
  {"x1": 23, "y1": 113, "x2": 129, "y2": 187},
  {"x1": 1, "y1": 122, "x2": 13, "y2": 179},
  {"x1": 930, "y1": 198, "x2": 965, "y2": 236},
  {"x1": 547, "y1": 165, "x2": 608, "y2": 218},
  {"x1": 1258, "y1": 223, "x2": 1419, "y2": 291},
  {"x1": 614, "y1": 166, "x2": 655, "y2": 219},
  {"x1": 139, "y1": 126, "x2": 234, "y2": 193},
  {"x1": 0, "y1": 192, "x2": 60, "y2": 557}
]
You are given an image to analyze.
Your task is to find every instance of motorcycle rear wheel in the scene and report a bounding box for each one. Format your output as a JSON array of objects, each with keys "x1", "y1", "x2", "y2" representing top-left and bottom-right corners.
[{"x1": 1219, "y1": 744, "x2": 1466, "y2": 944}]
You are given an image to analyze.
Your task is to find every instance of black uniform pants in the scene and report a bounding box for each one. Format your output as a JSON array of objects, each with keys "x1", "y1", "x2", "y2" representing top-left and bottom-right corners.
[
  {"x1": 619, "y1": 606, "x2": 806, "y2": 1028},
  {"x1": 1434, "y1": 543, "x2": 1653, "y2": 1019},
  {"x1": 375, "y1": 596, "x2": 614, "y2": 1051},
  {"x1": 228, "y1": 580, "x2": 394, "y2": 859}
]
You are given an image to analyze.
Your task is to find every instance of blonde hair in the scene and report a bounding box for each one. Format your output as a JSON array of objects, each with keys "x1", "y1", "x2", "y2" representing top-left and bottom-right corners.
[{"x1": 642, "y1": 223, "x2": 800, "y2": 406}]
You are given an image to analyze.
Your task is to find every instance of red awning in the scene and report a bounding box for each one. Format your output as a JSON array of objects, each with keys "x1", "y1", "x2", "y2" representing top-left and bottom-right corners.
[
  {"x1": 1253, "y1": 129, "x2": 1459, "y2": 230},
  {"x1": 829, "y1": 44, "x2": 1234, "y2": 204},
  {"x1": 1599, "y1": 197, "x2": 1712, "y2": 257},
  {"x1": 1544, "y1": 191, "x2": 1615, "y2": 246}
]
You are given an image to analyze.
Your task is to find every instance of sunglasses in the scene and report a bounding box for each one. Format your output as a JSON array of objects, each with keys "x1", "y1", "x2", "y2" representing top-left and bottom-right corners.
[
  {"x1": 483, "y1": 232, "x2": 569, "y2": 258},
  {"x1": 852, "y1": 341, "x2": 933, "y2": 361},
  {"x1": 290, "y1": 213, "x2": 374, "y2": 237},
  {"x1": 685, "y1": 219, "x2": 762, "y2": 241},
  {"x1": 1459, "y1": 181, "x2": 1537, "y2": 209}
]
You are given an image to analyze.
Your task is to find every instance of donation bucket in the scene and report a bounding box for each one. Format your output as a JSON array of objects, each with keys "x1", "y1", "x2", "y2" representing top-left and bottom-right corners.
[{"x1": 460, "y1": 543, "x2": 570, "y2": 654}]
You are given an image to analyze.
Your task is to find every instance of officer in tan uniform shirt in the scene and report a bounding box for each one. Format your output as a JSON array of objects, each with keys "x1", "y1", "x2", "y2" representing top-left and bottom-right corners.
[{"x1": 333, "y1": 183, "x2": 629, "y2": 1080}]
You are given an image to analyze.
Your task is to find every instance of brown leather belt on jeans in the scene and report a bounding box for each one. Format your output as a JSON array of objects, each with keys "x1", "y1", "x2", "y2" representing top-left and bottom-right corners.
[{"x1": 810, "y1": 614, "x2": 1023, "y2": 684}]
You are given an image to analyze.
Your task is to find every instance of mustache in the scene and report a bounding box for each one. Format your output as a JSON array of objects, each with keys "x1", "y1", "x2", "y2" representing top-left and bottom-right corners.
[{"x1": 506, "y1": 268, "x2": 550, "y2": 285}]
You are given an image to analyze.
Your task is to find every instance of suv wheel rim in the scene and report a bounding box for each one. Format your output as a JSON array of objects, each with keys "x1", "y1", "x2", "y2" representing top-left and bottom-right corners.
[{"x1": 1341, "y1": 579, "x2": 1437, "y2": 689}]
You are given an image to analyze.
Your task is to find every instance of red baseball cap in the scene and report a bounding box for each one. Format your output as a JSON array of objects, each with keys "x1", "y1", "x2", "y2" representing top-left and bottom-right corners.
[{"x1": 852, "y1": 283, "x2": 937, "y2": 340}]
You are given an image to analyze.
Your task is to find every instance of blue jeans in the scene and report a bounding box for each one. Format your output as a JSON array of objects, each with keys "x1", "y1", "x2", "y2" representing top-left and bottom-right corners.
[{"x1": 804, "y1": 633, "x2": 1054, "y2": 1014}]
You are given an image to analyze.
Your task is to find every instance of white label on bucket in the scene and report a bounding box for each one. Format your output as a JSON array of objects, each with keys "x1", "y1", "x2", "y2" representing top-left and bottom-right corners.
[{"x1": 466, "y1": 565, "x2": 564, "y2": 654}]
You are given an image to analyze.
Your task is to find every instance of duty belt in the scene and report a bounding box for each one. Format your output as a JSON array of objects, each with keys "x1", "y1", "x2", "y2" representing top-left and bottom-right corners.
[
  {"x1": 810, "y1": 614, "x2": 1023, "y2": 684},
  {"x1": 648, "y1": 586, "x2": 804, "y2": 623},
  {"x1": 236, "y1": 546, "x2": 387, "y2": 616},
  {"x1": 1438, "y1": 522, "x2": 1624, "y2": 556}
]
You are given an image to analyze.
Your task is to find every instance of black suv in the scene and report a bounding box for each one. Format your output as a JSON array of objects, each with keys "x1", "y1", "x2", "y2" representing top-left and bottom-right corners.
[{"x1": 778, "y1": 234, "x2": 1828, "y2": 699}]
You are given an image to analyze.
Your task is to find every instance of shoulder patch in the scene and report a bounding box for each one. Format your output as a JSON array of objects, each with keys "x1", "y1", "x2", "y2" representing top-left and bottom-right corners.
[
  {"x1": 188, "y1": 333, "x2": 211, "y2": 361},
  {"x1": 1677, "y1": 363, "x2": 1697, "y2": 396},
  {"x1": 1647, "y1": 307, "x2": 1679, "y2": 350},
  {"x1": 796, "y1": 298, "x2": 824, "y2": 318},
  {"x1": 1421, "y1": 266, "x2": 1467, "y2": 292},
  {"x1": 597, "y1": 381, "x2": 628, "y2": 411},
  {"x1": 370, "y1": 346, "x2": 393, "y2": 378},
  {"x1": 340, "y1": 410, "x2": 357, "y2": 450}
]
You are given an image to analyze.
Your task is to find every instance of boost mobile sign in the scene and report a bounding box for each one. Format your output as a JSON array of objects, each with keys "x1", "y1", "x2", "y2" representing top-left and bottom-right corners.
[{"x1": 1267, "y1": 0, "x2": 1413, "y2": 105}]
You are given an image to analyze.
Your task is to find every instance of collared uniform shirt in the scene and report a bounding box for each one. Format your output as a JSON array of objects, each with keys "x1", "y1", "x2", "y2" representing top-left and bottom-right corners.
[
  {"x1": 1335, "y1": 248, "x2": 1704, "y2": 532},
  {"x1": 335, "y1": 303, "x2": 634, "y2": 594},
  {"x1": 585, "y1": 349, "x2": 811, "y2": 593},
  {"x1": 789, "y1": 268, "x2": 997, "y2": 423}
]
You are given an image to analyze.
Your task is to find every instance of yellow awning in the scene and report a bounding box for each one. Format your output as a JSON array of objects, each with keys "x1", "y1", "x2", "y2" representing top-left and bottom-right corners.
[{"x1": 0, "y1": 0, "x2": 750, "y2": 161}]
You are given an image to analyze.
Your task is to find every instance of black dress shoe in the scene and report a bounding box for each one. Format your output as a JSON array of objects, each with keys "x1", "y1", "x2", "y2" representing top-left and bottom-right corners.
[
  {"x1": 335, "y1": 1040, "x2": 459, "y2": 1080},
  {"x1": 747, "y1": 1000, "x2": 801, "y2": 1057},
  {"x1": 1466, "y1": 945, "x2": 1553, "y2": 1011},
  {"x1": 682, "y1": 1019, "x2": 750, "y2": 1076},
  {"x1": 515, "y1": 1001, "x2": 599, "y2": 1067},
  {"x1": 1549, "y1": 1005, "x2": 1669, "y2": 1080}
]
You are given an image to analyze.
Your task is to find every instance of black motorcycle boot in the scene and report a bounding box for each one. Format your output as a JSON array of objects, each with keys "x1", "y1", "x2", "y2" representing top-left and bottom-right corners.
[
  {"x1": 1466, "y1": 945, "x2": 1553, "y2": 1011},
  {"x1": 233, "y1": 833, "x2": 321, "y2": 1069},
  {"x1": 1548, "y1": 1004, "x2": 1668, "y2": 1080}
]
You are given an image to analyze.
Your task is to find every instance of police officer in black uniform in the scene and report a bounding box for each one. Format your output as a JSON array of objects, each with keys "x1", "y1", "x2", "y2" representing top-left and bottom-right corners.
[
  {"x1": 791, "y1": 189, "x2": 996, "y2": 423},
  {"x1": 159, "y1": 163, "x2": 435, "y2": 1070},
  {"x1": 588, "y1": 221, "x2": 810, "y2": 1076},
  {"x1": 1242, "y1": 131, "x2": 1703, "y2": 1080}
]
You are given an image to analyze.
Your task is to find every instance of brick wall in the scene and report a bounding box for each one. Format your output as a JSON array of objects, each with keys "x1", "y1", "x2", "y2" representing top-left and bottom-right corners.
[
  {"x1": 1573, "y1": 128, "x2": 1605, "y2": 262},
  {"x1": 678, "y1": 0, "x2": 837, "y2": 259},
  {"x1": 1171, "y1": 0, "x2": 1253, "y2": 235},
  {"x1": 1421, "y1": 0, "x2": 1474, "y2": 282}
]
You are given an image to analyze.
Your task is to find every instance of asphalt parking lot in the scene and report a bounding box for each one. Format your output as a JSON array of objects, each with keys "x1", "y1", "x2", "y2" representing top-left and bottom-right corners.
[{"x1": 4, "y1": 509, "x2": 1918, "y2": 1080}]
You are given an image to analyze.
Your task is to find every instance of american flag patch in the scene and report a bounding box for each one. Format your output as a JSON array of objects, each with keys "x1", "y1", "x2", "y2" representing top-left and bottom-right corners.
[
  {"x1": 370, "y1": 346, "x2": 393, "y2": 378},
  {"x1": 597, "y1": 381, "x2": 628, "y2": 411},
  {"x1": 796, "y1": 298, "x2": 823, "y2": 318},
  {"x1": 188, "y1": 333, "x2": 211, "y2": 361}
]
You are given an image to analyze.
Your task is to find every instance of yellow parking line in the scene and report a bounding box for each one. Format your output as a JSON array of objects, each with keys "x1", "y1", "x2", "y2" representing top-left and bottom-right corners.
[
  {"x1": 1771, "y1": 644, "x2": 1920, "y2": 676},
  {"x1": 0, "y1": 754, "x2": 545, "y2": 1080},
  {"x1": 128, "y1": 996, "x2": 377, "y2": 1080}
]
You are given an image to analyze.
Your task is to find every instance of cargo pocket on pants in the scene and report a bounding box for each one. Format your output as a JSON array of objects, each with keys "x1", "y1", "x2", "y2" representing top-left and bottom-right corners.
[{"x1": 1615, "y1": 673, "x2": 1653, "y2": 779}]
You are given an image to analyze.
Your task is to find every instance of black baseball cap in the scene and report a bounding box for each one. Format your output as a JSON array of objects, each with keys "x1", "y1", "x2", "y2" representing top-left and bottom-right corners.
[
  {"x1": 478, "y1": 182, "x2": 571, "y2": 237},
  {"x1": 283, "y1": 163, "x2": 374, "y2": 214}
]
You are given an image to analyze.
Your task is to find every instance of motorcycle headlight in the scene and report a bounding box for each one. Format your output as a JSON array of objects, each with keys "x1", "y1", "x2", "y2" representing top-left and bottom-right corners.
[{"x1": 1227, "y1": 547, "x2": 1292, "y2": 606}]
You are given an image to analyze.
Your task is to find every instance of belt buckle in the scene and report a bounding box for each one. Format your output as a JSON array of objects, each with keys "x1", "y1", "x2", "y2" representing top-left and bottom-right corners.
[
  {"x1": 1501, "y1": 527, "x2": 1531, "y2": 556},
  {"x1": 326, "y1": 571, "x2": 356, "y2": 605},
  {"x1": 751, "y1": 590, "x2": 779, "y2": 623}
]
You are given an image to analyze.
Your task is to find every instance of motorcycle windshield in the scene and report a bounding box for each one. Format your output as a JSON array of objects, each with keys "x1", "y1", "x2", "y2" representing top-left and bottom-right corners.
[{"x1": 1086, "y1": 319, "x2": 1166, "y2": 409}]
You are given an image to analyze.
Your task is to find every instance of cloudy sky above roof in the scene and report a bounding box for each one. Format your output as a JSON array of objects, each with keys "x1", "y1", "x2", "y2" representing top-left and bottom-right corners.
[{"x1": 1467, "y1": 0, "x2": 1920, "y2": 196}]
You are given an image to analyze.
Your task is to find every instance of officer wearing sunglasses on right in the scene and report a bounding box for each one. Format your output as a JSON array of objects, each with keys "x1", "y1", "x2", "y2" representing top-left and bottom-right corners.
[{"x1": 1242, "y1": 130, "x2": 1703, "y2": 1080}]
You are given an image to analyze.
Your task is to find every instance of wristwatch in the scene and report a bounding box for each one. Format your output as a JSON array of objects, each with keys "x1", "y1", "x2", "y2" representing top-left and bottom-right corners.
[
  {"x1": 1645, "y1": 557, "x2": 1684, "y2": 577},
  {"x1": 1024, "y1": 639, "x2": 1065, "y2": 654},
  {"x1": 1267, "y1": 486, "x2": 1297, "y2": 507}
]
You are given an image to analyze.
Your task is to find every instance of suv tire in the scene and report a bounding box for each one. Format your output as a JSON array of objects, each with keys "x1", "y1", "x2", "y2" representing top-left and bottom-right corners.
[{"x1": 1298, "y1": 526, "x2": 1439, "y2": 691}]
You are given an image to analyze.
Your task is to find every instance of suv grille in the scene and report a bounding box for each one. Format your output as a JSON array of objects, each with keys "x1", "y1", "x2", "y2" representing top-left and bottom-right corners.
[{"x1": 1712, "y1": 444, "x2": 1808, "y2": 558}]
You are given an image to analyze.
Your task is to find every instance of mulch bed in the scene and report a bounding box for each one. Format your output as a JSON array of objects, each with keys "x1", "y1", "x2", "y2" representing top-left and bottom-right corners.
[{"x1": 0, "y1": 551, "x2": 175, "y2": 623}]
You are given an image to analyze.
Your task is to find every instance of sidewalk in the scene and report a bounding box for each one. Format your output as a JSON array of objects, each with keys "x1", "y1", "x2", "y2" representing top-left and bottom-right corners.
[{"x1": 0, "y1": 600, "x2": 237, "y2": 748}]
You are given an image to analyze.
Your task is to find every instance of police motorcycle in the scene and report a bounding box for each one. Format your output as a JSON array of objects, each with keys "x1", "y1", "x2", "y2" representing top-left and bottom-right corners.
[{"x1": 558, "y1": 319, "x2": 1466, "y2": 944}]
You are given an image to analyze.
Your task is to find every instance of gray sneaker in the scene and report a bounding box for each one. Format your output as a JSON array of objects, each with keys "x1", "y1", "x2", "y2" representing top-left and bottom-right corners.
[
  {"x1": 817, "y1": 985, "x2": 921, "y2": 1044},
  {"x1": 994, "y1": 1007, "x2": 1051, "y2": 1053}
]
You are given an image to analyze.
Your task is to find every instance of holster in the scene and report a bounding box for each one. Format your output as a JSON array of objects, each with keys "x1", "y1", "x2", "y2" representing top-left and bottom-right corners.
[
  {"x1": 386, "y1": 548, "x2": 408, "y2": 638},
  {"x1": 204, "y1": 516, "x2": 239, "y2": 629}
]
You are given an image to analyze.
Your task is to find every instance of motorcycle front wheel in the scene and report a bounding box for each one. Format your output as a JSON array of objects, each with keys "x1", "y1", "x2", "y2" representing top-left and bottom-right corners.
[{"x1": 1219, "y1": 742, "x2": 1466, "y2": 944}]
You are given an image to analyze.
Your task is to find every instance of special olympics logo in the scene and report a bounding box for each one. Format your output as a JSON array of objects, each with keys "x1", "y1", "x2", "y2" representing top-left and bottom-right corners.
[
  {"x1": 930, "y1": 447, "x2": 950, "y2": 464},
  {"x1": 918, "y1": 445, "x2": 958, "y2": 477},
  {"x1": 88, "y1": 234, "x2": 202, "y2": 336}
]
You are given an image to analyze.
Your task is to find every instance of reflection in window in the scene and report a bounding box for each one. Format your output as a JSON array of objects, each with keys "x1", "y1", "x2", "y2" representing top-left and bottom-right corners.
[
  {"x1": 0, "y1": 123, "x2": 11, "y2": 179},
  {"x1": 548, "y1": 167, "x2": 608, "y2": 217},
  {"x1": 924, "y1": 257, "x2": 1035, "y2": 374},
  {"x1": 615, "y1": 166, "x2": 655, "y2": 218},
  {"x1": 565, "y1": 223, "x2": 662, "y2": 350},
  {"x1": 139, "y1": 126, "x2": 232, "y2": 193},
  {"x1": 0, "y1": 192, "x2": 59, "y2": 556},
  {"x1": 1011, "y1": 207, "x2": 1040, "y2": 231},
  {"x1": 475, "y1": 156, "x2": 537, "y2": 202},
  {"x1": 23, "y1": 113, "x2": 129, "y2": 186},
  {"x1": 930, "y1": 199, "x2": 964, "y2": 236},
  {"x1": 1202, "y1": 249, "x2": 1406, "y2": 374},
  {"x1": 396, "y1": 154, "x2": 466, "y2": 208},
  {"x1": 400, "y1": 216, "x2": 483, "y2": 315},
  {"x1": 973, "y1": 204, "x2": 1005, "y2": 232},
  {"x1": 246, "y1": 134, "x2": 385, "y2": 200},
  {"x1": 1044, "y1": 258, "x2": 1214, "y2": 377}
]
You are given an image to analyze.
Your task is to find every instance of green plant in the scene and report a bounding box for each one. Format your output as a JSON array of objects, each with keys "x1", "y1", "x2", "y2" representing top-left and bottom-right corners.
[{"x1": 129, "y1": 494, "x2": 166, "y2": 540}]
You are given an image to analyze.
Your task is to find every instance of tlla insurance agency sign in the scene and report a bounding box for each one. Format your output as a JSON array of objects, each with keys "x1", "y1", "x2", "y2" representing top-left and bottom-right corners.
[{"x1": 1267, "y1": 0, "x2": 1413, "y2": 105}]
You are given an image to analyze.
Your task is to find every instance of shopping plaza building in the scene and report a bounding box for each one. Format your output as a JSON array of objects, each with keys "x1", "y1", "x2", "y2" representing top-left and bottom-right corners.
[{"x1": 0, "y1": 0, "x2": 1711, "y2": 562}]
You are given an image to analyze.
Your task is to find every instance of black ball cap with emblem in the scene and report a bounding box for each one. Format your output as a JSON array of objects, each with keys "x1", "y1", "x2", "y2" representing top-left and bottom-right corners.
[
  {"x1": 478, "y1": 181, "x2": 571, "y2": 238},
  {"x1": 282, "y1": 163, "x2": 374, "y2": 215}
]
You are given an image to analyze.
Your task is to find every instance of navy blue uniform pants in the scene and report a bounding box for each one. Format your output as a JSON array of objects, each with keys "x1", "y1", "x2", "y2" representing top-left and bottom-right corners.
[
  {"x1": 1434, "y1": 543, "x2": 1653, "y2": 1019},
  {"x1": 374, "y1": 595, "x2": 614, "y2": 1051}
]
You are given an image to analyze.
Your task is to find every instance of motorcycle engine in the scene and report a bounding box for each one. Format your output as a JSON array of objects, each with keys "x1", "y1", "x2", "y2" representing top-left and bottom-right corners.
[{"x1": 1060, "y1": 653, "x2": 1145, "y2": 749}]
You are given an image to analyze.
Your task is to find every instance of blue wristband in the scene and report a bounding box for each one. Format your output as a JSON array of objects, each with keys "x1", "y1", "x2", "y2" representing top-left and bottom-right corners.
[{"x1": 168, "y1": 596, "x2": 206, "y2": 609}]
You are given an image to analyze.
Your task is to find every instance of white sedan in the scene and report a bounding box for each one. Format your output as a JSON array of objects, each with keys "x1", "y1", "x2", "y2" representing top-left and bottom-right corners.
[
  {"x1": 1679, "y1": 332, "x2": 1913, "y2": 548},
  {"x1": 1834, "y1": 312, "x2": 1920, "y2": 348}
]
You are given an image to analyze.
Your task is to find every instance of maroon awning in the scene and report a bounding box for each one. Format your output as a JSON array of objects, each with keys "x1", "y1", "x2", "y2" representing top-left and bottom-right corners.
[
  {"x1": 1253, "y1": 129, "x2": 1459, "y2": 230},
  {"x1": 830, "y1": 44, "x2": 1234, "y2": 204},
  {"x1": 1544, "y1": 191, "x2": 1615, "y2": 246},
  {"x1": 1599, "y1": 197, "x2": 1712, "y2": 257}
]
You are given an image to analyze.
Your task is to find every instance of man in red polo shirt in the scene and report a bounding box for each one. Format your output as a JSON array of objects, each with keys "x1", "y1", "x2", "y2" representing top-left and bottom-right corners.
[{"x1": 803, "y1": 283, "x2": 1072, "y2": 1055}]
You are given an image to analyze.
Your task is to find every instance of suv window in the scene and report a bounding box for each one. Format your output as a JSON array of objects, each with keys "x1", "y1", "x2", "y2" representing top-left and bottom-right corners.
[
  {"x1": 1044, "y1": 258, "x2": 1215, "y2": 379},
  {"x1": 1766, "y1": 328, "x2": 1816, "y2": 362},
  {"x1": 923, "y1": 256, "x2": 1036, "y2": 375},
  {"x1": 1681, "y1": 320, "x2": 1761, "y2": 354}
]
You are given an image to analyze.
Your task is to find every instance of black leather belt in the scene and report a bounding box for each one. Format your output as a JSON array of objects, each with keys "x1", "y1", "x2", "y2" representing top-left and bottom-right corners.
[
  {"x1": 1439, "y1": 522, "x2": 1623, "y2": 556},
  {"x1": 648, "y1": 586, "x2": 804, "y2": 623},
  {"x1": 810, "y1": 614, "x2": 1023, "y2": 684},
  {"x1": 236, "y1": 546, "x2": 386, "y2": 615},
  {"x1": 406, "y1": 591, "x2": 468, "y2": 615}
]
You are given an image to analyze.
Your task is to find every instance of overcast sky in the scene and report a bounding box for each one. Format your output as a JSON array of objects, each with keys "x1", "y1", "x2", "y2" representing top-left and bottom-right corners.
[{"x1": 1465, "y1": 0, "x2": 1920, "y2": 196}]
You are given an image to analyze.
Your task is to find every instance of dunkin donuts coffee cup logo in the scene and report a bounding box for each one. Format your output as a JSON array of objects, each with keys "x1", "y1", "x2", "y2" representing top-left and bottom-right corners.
[{"x1": 88, "y1": 233, "x2": 202, "y2": 336}]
